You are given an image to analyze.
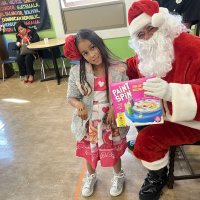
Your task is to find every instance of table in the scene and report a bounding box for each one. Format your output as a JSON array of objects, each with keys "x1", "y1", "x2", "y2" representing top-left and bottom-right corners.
[{"x1": 28, "y1": 38, "x2": 66, "y2": 85}]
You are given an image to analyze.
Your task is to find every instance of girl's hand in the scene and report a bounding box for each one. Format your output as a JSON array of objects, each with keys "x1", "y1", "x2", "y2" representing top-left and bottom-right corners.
[
  {"x1": 77, "y1": 102, "x2": 88, "y2": 120},
  {"x1": 16, "y1": 42, "x2": 21, "y2": 47},
  {"x1": 106, "y1": 105, "x2": 116, "y2": 125}
]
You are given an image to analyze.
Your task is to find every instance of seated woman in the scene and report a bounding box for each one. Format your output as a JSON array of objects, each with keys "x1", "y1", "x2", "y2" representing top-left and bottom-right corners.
[{"x1": 15, "y1": 21, "x2": 40, "y2": 83}]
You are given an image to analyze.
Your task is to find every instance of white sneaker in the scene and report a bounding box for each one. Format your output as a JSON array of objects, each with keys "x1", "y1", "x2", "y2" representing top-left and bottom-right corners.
[
  {"x1": 110, "y1": 170, "x2": 125, "y2": 196},
  {"x1": 82, "y1": 172, "x2": 97, "y2": 197}
]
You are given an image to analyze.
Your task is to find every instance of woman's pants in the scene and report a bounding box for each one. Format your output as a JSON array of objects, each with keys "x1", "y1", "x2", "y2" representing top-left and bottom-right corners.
[{"x1": 17, "y1": 54, "x2": 35, "y2": 76}]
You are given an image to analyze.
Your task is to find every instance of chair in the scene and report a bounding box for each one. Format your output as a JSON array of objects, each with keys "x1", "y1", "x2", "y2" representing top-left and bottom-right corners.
[
  {"x1": 58, "y1": 57, "x2": 79, "y2": 77},
  {"x1": 0, "y1": 42, "x2": 17, "y2": 81},
  {"x1": 167, "y1": 141, "x2": 200, "y2": 189},
  {"x1": 70, "y1": 60, "x2": 80, "y2": 67},
  {"x1": 195, "y1": 22, "x2": 200, "y2": 36},
  {"x1": 39, "y1": 47, "x2": 67, "y2": 79},
  {"x1": 61, "y1": 54, "x2": 68, "y2": 76}
]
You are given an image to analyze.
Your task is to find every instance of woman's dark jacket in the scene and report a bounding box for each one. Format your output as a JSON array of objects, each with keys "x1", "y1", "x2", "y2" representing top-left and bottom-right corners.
[{"x1": 16, "y1": 28, "x2": 40, "y2": 43}]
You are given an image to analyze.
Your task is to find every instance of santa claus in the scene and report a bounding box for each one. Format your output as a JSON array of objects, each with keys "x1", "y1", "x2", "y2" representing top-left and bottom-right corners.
[{"x1": 126, "y1": 0, "x2": 200, "y2": 200}]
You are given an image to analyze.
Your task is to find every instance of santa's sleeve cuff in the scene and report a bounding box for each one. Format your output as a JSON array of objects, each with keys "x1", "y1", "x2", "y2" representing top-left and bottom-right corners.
[{"x1": 164, "y1": 83, "x2": 197, "y2": 121}]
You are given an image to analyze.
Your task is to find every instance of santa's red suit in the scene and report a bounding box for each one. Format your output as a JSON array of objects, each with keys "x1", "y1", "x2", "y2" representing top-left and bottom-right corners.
[{"x1": 127, "y1": 32, "x2": 200, "y2": 170}]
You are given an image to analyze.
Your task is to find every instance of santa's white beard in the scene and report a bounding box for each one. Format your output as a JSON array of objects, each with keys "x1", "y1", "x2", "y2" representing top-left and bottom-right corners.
[{"x1": 129, "y1": 29, "x2": 175, "y2": 78}]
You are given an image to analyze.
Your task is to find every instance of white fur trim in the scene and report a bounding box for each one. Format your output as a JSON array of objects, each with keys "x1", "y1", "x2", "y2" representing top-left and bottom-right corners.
[
  {"x1": 175, "y1": 121, "x2": 200, "y2": 130},
  {"x1": 152, "y1": 13, "x2": 165, "y2": 27},
  {"x1": 129, "y1": 12, "x2": 151, "y2": 36},
  {"x1": 141, "y1": 152, "x2": 169, "y2": 170},
  {"x1": 164, "y1": 83, "x2": 197, "y2": 122},
  {"x1": 159, "y1": 7, "x2": 169, "y2": 15},
  {"x1": 129, "y1": 7, "x2": 169, "y2": 36},
  {"x1": 152, "y1": 7, "x2": 168, "y2": 27}
]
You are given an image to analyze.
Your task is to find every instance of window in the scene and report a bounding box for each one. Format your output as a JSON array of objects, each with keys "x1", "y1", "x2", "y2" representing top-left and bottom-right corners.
[
  {"x1": 60, "y1": 0, "x2": 121, "y2": 9},
  {"x1": 60, "y1": 0, "x2": 126, "y2": 34}
]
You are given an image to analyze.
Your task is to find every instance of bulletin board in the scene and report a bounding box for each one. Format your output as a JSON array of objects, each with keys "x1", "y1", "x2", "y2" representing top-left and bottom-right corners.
[{"x1": 0, "y1": 0, "x2": 51, "y2": 33}]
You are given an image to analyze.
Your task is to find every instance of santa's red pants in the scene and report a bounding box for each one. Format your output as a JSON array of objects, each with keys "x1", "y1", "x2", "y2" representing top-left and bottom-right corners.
[{"x1": 134, "y1": 121, "x2": 200, "y2": 163}]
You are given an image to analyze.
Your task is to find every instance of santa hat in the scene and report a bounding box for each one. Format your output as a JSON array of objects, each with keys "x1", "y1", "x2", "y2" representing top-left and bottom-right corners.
[{"x1": 128, "y1": 0, "x2": 169, "y2": 36}]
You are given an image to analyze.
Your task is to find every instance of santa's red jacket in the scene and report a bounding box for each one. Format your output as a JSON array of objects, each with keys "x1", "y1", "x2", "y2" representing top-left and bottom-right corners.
[{"x1": 127, "y1": 32, "x2": 200, "y2": 130}]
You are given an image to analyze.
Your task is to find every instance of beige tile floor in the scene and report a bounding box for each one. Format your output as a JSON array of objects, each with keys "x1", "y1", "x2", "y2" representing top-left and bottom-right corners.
[{"x1": 0, "y1": 74, "x2": 200, "y2": 200}]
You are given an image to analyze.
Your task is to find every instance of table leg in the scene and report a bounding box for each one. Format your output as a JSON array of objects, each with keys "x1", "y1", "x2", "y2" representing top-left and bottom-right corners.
[
  {"x1": 40, "y1": 47, "x2": 68, "y2": 85},
  {"x1": 50, "y1": 47, "x2": 61, "y2": 85},
  {"x1": 40, "y1": 47, "x2": 61, "y2": 84}
]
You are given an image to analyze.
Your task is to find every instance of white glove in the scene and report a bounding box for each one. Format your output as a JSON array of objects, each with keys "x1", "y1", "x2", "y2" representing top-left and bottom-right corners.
[{"x1": 143, "y1": 77, "x2": 172, "y2": 101}]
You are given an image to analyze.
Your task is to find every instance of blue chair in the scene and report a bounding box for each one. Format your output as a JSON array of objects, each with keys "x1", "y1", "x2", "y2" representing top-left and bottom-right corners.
[
  {"x1": 39, "y1": 48, "x2": 68, "y2": 79},
  {"x1": 0, "y1": 42, "x2": 17, "y2": 81},
  {"x1": 70, "y1": 60, "x2": 80, "y2": 66},
  {"x1": 60, "y1": 57, "x2": 79, "y2": 76}
]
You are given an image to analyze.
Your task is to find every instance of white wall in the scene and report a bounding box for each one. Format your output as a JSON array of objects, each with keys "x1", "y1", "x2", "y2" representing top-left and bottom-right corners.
[
  {"x1": 46, "y1": 0, "x2": 65, "y2": 38},
  {"x1": 46, "y1": 0, "x2": 134, "y2": 39}
]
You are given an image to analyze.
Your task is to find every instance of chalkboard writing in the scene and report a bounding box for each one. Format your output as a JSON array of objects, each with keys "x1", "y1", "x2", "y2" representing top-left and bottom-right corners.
[{"x1": 0, "y1": 0, "x2": 51, "y2": 33}]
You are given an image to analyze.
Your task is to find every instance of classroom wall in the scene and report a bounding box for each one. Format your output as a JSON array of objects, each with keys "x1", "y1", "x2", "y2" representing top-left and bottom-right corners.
[
  {"x1": 4, "y1": 0, "x2": 133, "y2": 49},
  {"x1": 104, "y1": 37, "x2": 134, "y2": 60},
  {"x1": 47, "y1": 0, "x2": 133, "y2": 59},
  {"x1": 3, "y1": 0, "x2": 134, "y2": 72}
]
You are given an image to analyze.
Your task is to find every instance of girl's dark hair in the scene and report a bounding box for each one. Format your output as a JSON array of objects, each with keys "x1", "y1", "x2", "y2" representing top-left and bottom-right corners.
[
  {"x1": 15, "y1": 21, "x2": 28, "y2": 32},
  {"x1": 74, "y1": 29, "x2": 114, "y2": 101}
]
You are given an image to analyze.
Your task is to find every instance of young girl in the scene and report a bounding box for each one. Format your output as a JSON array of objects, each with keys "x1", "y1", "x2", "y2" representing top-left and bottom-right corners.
[{"x1": 64, "y1": 29, "x2": 129, "y2": 197}]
